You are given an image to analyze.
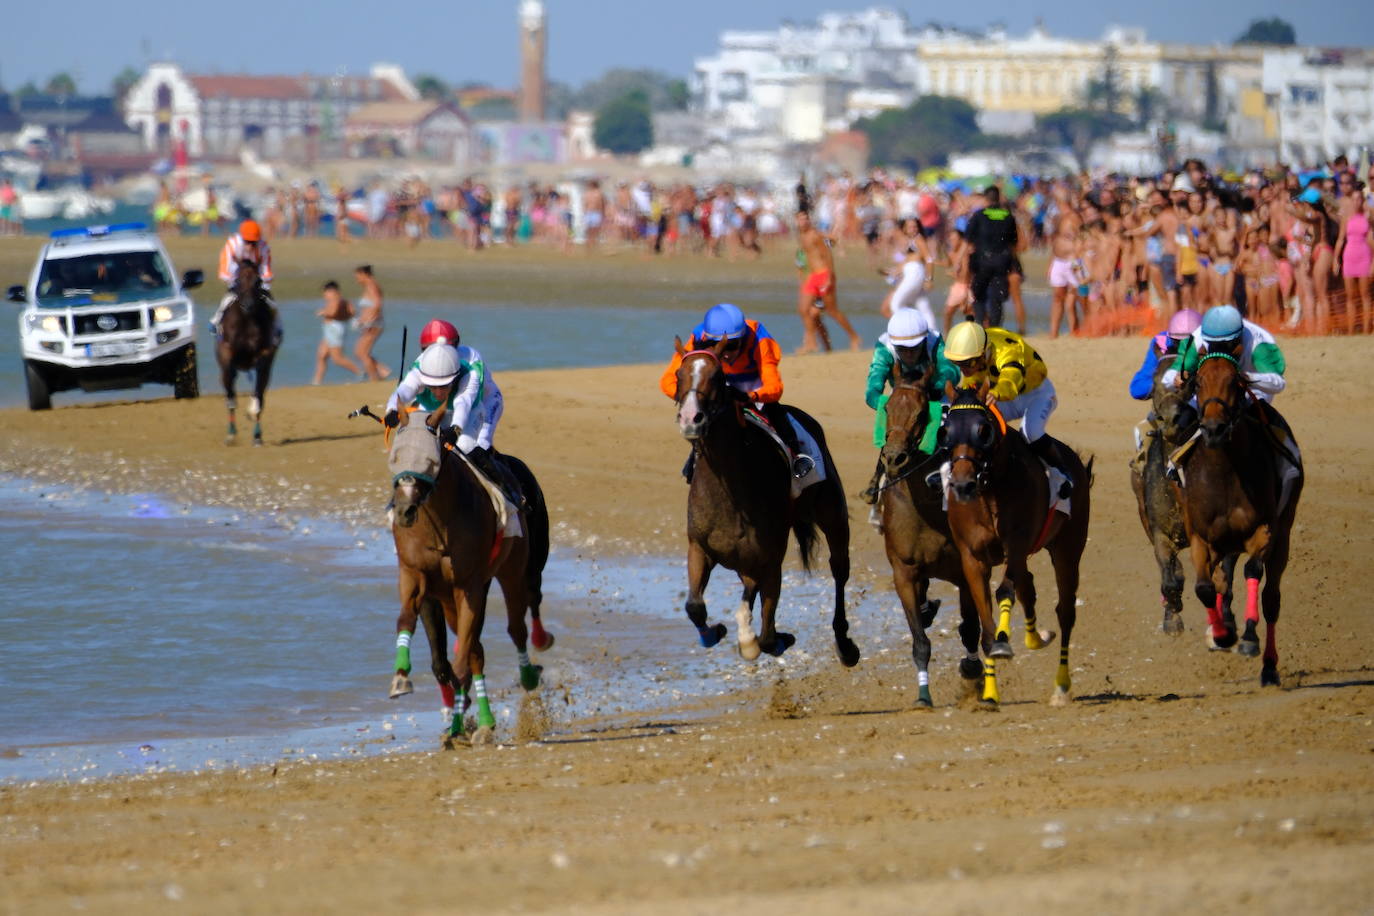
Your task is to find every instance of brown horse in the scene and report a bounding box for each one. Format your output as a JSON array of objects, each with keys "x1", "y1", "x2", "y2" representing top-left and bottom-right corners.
[
  {"x1": 215, "y1": 259, "x2": 278, "y2": 445},
  {"x1": 878, "y1": 364, "x2": 981, "y2": 707},
  {"x1": 1173, "y1": 353, "x2": 1302, "y2": 685},
  {"x1": 941, "y1": 384, "x2": 1093, "y2": 707},
  {"x1": 1130, "y1": 352, "x2": 1197, "y2": 635},
  {"x1": 388, "y1": 409, "x2": 543, "y2": 743},
  {"x1": 671, "y1": 341, "x2": 858, "y2": 666}
]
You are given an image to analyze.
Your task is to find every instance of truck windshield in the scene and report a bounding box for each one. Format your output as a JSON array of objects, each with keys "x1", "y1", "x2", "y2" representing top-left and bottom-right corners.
[{"x1": 35, "y1": 251, "x2": 174, "y2": 307}]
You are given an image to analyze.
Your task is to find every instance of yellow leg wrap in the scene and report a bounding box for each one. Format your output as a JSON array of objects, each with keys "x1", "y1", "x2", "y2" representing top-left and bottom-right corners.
[
  {"x1": 1025, "y1": 625, "x2": 1051, "y2": 650},
  {"x1": 996, "y1": 600, "x2": 1013, "y2": 643},
  {"x1": 981, "y1": 660, "x2": 1000, "y2": 704},
  {"x1": 1055, "y1": 648, "x2": 1071, "y2": 692}
]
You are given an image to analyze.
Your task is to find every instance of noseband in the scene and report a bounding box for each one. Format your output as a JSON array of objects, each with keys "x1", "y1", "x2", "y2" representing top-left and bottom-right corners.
[
  {"x1": 945, "y1": 401, "x2": 1006, "y2": 491},
  {"x1": 1197, "y1": 352, "x2": 1243, "y2": 440}
]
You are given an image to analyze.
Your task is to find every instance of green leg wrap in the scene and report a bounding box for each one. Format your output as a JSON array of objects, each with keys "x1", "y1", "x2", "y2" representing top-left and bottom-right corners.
[
  {"x1": 519, "y1": 664, "x2": 542, "y2": 691},
  {"x1": 448, "y1": 693, "x2": 466, "y2": 737},
  {"x1": 394, "y1": 630, "x2": 412, "y2": 673}
]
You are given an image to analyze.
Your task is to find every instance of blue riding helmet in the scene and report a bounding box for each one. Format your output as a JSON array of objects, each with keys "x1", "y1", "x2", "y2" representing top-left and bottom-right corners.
[
  {"x1": 700, "y1": 303, "x2": 748, "y2": 341},
  {"x1": 1200, "y1": 305, "x2": 1243, "y2": 342}
]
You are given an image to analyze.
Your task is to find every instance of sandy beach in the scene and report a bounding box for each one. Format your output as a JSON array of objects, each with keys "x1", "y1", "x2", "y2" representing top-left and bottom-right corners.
[{"x1": 2, "y1": 326, "x2": 1374, "y2": 912}]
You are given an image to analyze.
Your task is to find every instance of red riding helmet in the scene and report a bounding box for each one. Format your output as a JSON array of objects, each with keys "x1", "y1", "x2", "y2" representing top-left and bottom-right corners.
[{"x1": 420, "y1": 318, "x2": 459, "y2": 349}]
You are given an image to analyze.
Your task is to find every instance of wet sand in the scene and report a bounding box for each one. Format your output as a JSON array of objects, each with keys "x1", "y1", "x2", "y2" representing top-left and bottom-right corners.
[{"x1": 2, "y1": 337, "x2": 1374, "y2": 913}]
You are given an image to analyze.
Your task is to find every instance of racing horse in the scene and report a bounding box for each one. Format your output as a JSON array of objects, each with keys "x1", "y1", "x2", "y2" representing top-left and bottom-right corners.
[
  {"x1": 387, "y1": 409, "x2": 544, "y2": 743},
  {"x1": 671, "y1": 339, "x2": 859, "y2": 667},
  {"x1": 877, "y1": 363, "x2": 979, "y2": 707},
  {"x1": 1129, "y1": 352, "x2": 1197, "y2": 635},
  {"x1": 1173, "y1": 353, "x2": 1302, "y2": 685},
  {"x1": 215, "y1": 259, "x2": 278, "y2": 445},
  {"x1": 940, "y1": 383, "x2": 1093, "y2": 707}
]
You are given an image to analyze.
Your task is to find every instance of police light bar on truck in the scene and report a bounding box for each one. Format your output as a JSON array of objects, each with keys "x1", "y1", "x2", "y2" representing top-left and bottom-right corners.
[{"x1": 49, "y1": 222, "x2": 151, "y2": 243}]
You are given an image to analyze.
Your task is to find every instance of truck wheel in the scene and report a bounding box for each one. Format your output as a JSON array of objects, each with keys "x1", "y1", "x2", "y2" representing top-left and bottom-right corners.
[
  {"x1": 25, "y1": 361, "x2": 52, "y2": 411},
  {"x1": 172, "y1": 344, "x2": 199, "y2": 399}
]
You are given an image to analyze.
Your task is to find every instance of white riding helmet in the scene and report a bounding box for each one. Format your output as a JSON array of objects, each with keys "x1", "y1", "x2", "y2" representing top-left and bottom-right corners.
[
  {"x1": 887, "y1": 309, "x2": 930, "y2": 348},
  {"x1": 417, "y1": 343, "x2": 460, "y2": 386}
]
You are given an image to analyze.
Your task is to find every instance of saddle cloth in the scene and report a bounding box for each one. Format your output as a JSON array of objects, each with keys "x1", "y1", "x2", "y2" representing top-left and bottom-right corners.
[
  {"x1": 457, "y1": 451, "x2": 523, "y2": 539},
  {"x1": 742, "y1": 408, "x2": 828, "y2": 499}
]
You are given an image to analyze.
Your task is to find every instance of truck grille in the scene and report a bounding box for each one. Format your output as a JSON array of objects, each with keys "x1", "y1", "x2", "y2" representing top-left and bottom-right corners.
[{"x1": 74, "y1": 311, "x2": 144, "y2": 335}]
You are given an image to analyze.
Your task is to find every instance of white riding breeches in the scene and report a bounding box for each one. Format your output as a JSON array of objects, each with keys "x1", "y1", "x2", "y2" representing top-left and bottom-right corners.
[
  {"x1": 997, "y1": 378, "x2": 1057, "y2": 442},
  {"x1": 456, "y1": 382, "x2": 503, "y2": 453}
]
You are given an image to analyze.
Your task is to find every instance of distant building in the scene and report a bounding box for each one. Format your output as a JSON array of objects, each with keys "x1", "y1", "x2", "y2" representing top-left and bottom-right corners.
[
  {"x1": 344, "y1": 101, "x2": 474, "y2": 163},
  {"x1": 1263, "y1": 48, "x2": 1374, "y2": 163},
  {"x1": 0, "y1": 93, "x2": 149, "y2": 178},
  {"x1": 122, "y1": 62, "x2": 419, "y2": 160}
]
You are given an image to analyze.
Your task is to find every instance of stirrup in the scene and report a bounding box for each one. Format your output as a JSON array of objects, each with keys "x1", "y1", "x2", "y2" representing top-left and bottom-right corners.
[
  {"x1": 790, "y1": 454, "x2": 816, "y2": 479},
  {"x1": 924, "y1": 470, "x2": 942, "y2": 490}
]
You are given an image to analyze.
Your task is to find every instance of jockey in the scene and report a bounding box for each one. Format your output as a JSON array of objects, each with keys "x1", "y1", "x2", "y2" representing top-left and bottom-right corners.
[
  {"x1": 383, "y1": 337, "x2": 523, "y2": 508},
  {"x1": 860, "y1": 309, "x2": 960, "y2": 504},
  {"x1": 210, "y1": 219, "x2": 277, "y2": 335},
  {"x1": 1130, "y1": 309, "x2": 1202, "y2": 400},
  {"x1": 659, "y1": 303, "x2": 809, "y2": 479},
  {"x1": 944, "y1": 317, "x2": 1072, "y2": 494},
  {"x1": 1164, "y1": 305, "x2": 1286, "y2": 402}
]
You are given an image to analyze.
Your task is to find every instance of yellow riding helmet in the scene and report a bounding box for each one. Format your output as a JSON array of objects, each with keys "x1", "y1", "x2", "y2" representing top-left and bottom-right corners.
[{"x1": 944, "y1": 320, "x2": 989, "y2": 362}]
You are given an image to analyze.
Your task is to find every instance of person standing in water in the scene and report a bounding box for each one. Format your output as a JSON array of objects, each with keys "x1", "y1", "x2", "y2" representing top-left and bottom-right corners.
[
  {"x1": 352, "y1": 265, "x2": 391, "y2": 381},
  {"x1": 313, "y1": 281, "x2": 364, "y2": 384},
  {"x1": 795, "y1": 208, "x2": 862, "y2": 353}
]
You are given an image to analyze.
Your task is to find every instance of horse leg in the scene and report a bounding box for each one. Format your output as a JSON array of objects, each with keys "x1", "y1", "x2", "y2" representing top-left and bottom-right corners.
[
  {"x1": 1157, "y1": 533, "x2": 1187, "y2": 636},
  {"x1": 1190, "y1": 536, "x2": 1234, "y2": 650},
  {"x1": 1013, "y1": 565, "x2": 1057, "y2": 650},
  {"x1": 497, "y1": 554, "x2": 541, "y2": 691},
  {"x1": 1219, "y1": 553, "x2": 1240, "y2": 644},
  {"x1": 893, "y1": 558, "x2": 934, "y2": 708},
  {"x1": 1046, "y1": 536, "x2": 1083, "y2": 707},
  {"x1": 956, "y1": 546, "x2": 1001, "y2": 708},
  {"x1": 1258, "y1": 530, "x2": 1289, "y2": 687},
  {"x1": 389, "y1": 572, "x2": 422, "y2": 698},
  {"x1": 820, "y1": 491, "x2": 859, "y2": 668},
  {"x1": 250, "y1": 355, "x2": 274, "y2": 446},
  {"x1": 686, "y1": 541, "x2": 726, "y2": 647},
  {"x1": 417, "y1": 595, "x2": 458, "y2": 736},
  {"x1": 755, "y1": 570, "x2": 795, "y2": 658},
  {"x1": 446, "y1": 586, "x2": 480, "y2": 740},
  {"x1": 461, "y1": 583, "x2": 496, "y2": 738},
  {"x1": 956, "y1": 588, "x2": 984, "y2": 686},
  {"x1": 1237, "y1": 555, "x2": 1265, "y2": 659},
  {"x1": 735, "y1": 576, "x2": 762, "y2": 661},
  {"x1": 221, "y1": 364, "x2": 237, "y2": 443},
  {"x1": 991, "y1": 575, "x2": 1015, "y2": 654}
]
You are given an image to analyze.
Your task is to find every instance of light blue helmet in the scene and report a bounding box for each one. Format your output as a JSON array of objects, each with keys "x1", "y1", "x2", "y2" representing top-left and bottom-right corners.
[
  {"x1": 1200, "y1": 305, "x2": 1243, "y2": 342},
  {"x1": 700, "y1": 303, "x2": 747, "y2": 341}
]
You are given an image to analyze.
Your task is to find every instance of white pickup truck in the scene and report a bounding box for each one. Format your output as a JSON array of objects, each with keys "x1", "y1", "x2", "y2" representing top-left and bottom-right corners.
[{"x1": 7, "y1": 222, "x2": 204, "y2": 410}]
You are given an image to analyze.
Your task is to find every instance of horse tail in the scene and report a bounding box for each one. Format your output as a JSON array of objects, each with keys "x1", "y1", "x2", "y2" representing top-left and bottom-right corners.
[
  {"x1": 792, "y1": 512, "x2": 819, "y2": 574},
  {"x1": 785, "y1": 406, "x2": 835, "y2": 575},
  {"x1": 502, "y1": 454, "x2": 549, "y2": 596}
]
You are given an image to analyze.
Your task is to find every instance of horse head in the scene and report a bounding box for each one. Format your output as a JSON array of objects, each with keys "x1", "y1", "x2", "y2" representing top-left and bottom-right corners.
[
  {"x1": 1195, "y1": 352, "x2": 1245, "y2": 448},
  {"x1": 1151, "y1": 353, "x2": 1197, "y2": 445},
  {"x1": 233, "y1": 258, "x2": 262, "y2": 308},
  {"x1": 880, "y1": 362, "x2": 933, "y2": 479},
  {"x1": 673, "y1": 337, "x2": 732, "y2": 441},
  {"x1": 939, "y1": 381, "x2": 1004, "y2": 503},
  {"x1": 388, "y1": 410, "x2": 444, "y2": 528}
]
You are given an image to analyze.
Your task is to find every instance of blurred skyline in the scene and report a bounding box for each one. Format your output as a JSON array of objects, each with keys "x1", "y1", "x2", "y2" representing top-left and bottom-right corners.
[{"x1": 4, "y1": 0, "x2": 1372, "y2": 95}]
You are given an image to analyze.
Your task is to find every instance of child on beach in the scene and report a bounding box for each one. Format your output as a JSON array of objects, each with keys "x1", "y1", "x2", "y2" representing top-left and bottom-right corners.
[{"x1": 313, "y1": 281, "x2": 363, "y2": 384}]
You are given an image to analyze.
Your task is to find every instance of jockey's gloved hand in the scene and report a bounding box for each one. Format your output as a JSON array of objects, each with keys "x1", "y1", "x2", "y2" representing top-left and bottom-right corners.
[
  {"x1": 438, "y1": 425, "x2": 458, "y2": 449},
  {"x1": 384, "y1": 409, "x2": 400, "y2": 429}
]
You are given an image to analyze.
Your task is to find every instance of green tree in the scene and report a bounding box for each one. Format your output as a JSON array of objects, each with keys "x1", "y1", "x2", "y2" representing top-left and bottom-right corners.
[
  {"x1": 1035, "y1": 108, "x2": 1134, "y2": 171},
  {"x1": 575, "y1": 69, "x2": 684, "y2": 112},
  {"x1": 594, "y1": 89, "x2": 653, "y2": 154},
  {"x1": 414, "y1": 73, "x2": 449, "y2": 101},
  {"x1": 14, "y1": 81, "x2": 41, "y2": 99},
  {"x1": 45, "y1": 72, "x2": 77, "y2": 95},
  {"x1": 1132, "y1": 86, "x2": 1166, "y2": 127},
  {"x1": 853, "y1": 95, "x2": 982, "y2": 170},
  {"x1": 664, "y1": 79, "x2": 690, "y2": 111},
  {"x1": 111, "y1": 67, "x2": 140, "y2": 100},
  {"x1": 1235, "y1": 17, "x2": 1296, "y2": 45}
]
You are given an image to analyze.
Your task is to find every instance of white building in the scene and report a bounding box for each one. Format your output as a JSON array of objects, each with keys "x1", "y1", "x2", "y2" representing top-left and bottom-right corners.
[{"x1": 1263, "y1": 48, "x2": 1374, "y2": 164}]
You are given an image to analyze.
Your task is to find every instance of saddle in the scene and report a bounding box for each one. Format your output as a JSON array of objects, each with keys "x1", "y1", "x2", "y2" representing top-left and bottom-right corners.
[{"x1": 740, "y1": 406, "x2": 825, "y2": 497}]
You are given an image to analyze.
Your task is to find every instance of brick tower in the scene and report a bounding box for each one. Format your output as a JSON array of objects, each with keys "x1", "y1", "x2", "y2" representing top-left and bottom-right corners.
[{"x1": 518, "y1": 0, "x2": 547, "y2": 122}]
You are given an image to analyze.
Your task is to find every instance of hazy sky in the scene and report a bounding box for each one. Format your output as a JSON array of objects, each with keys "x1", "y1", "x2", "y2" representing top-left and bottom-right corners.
[{"x1": 4, "y1": 0, "x2": 1371, "y2": 95}]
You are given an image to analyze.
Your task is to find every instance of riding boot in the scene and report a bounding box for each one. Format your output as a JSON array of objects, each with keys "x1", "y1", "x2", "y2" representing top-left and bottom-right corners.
[
  {"x1": 1030, "y1": 436, "x2": 1073, "y2": 499},
  {"x1": 682, "y1": 450, "x2": 696, "y2": 483},
  {"x1": 764, "y1": 402, "x2": 813, "y2": 479},
  {"x1": 861, "y1": 456, "x2": 884, "y2": 505},
  {"x1": 471, "y1": 447, "x2": 524, "y2": 510}
]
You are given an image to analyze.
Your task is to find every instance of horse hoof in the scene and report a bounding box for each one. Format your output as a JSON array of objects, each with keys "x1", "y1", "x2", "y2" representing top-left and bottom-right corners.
[
  {"x1": 1206, "y1": 629, "x2": 1238, "y2": 651},
  {"x1": 974, "y1": 698, "x2": 1000, "y2": 712},
  {"x1": 738, "y1": 637, "x2": 762, "y2": 662},
  {"x1": 519, "y1": 664, "x2": 543, "y2": 692},
  {"x1": 471, "y1": 726, "x2": 496, "y2": 746},
  {"x1": 918, "y1": 599, "x2": 942, "y2": 629},
  {"x1": 989, "y1": 639, "x2": 1014, "y2": 659},
  {"x1": 835, "y1": 638, "x2": 860, "y2": 668},
  {"x1": 760, "y1": 632, "x2": 796, "y2": 658},
  {"x1": 531, "y1": 625, "x2": 555, "y2": 652},
  {"x1": 1049, "y1": 688, "x2": 1071, "y2": 707},
  {"x1": 252, "y1": 438, "x2": 264, "y2": 448},
  {"x1": 388, "y1": 674, "x2": 414, "y2": 699},
  {"x1": 1025, "y1": 628, "x2": 1057, "y2": 651},
  {"x1": 1261, "y1": 665, "x2": 1281, "y2": 688},
  {"x1": 915, "y1": 685, "x2": 933, "y2": 710},
  {"x1": 1161, "y1": 613, "x2": 1185, "y2": 636},
  {"x1": 698, "y1": 623, "x2": 727, "y2": 648},
  {"x1": 1236, "y1": 638, "x2": 1260, "y2": 658},
  {"x1": 441, "y1": 734, "x2": 457, "y2": 751},
  {"x1": 958, "y1": 658, "x2": 984, "y2": 681}
]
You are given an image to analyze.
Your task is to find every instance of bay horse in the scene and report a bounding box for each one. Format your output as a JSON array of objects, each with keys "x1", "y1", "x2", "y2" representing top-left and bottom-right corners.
[
  {"x1": 1173, "y1": 353, "x2": 1302, "y2": 685},
  {"x1": 1129, "y1": 352, "x2": 1198, "y2": 635},
  {"x1": 388, "y1": 409, "x2": 544, "y2": 743},
  {"x1": 215, "y1": 259, "x2": 278, "y2": 446},
  {"x1": 941, "y1": 383, "x2": 1093, "y2": 707},
  {"x1": 877, "y1": 363, "x2": 980, "y2": 707},
  {"x1": 671, "y1": 340, "x2": 858, "y2": 667}
]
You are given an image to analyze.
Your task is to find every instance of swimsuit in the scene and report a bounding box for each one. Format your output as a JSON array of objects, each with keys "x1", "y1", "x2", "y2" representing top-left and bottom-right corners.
[
  {"x1": 1342, "y1": 211, "x2": 1371, "y2": 278},
  {"x1": 801, "y1": 268, "x2": 833, "y2": 300},
  {"x1": 322, "y1": 318, "x2": 348, "y2": 348}
]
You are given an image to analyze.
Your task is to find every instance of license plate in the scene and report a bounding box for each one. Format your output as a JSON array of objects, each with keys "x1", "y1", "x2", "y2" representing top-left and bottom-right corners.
[{"x1": 86, "y1": 342, "x2": 139, "y2": 358}]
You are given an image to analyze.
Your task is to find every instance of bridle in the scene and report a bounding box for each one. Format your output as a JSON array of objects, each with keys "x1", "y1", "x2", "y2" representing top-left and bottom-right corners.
[
  {"x1": 676, "y1": 349, "x2": 736, "y2": 434},
  {"x1": 878, "y1": 376, "x2": 939, "y2": 493},
  {"x1": 942, "y1": 398, "x2": 1008, "y2": 494},
  {"x1": 1196, "y1": 351, "x2": 1244, "y2": 442}
]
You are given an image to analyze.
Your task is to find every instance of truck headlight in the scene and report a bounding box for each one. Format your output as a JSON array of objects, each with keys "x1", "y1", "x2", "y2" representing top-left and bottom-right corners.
[
  {"x1": 152, "y1": 303, "x2": 188, "y2": 323},
  {"x1": 24, "y1": 314, "x2": 64, "y2": 334}
]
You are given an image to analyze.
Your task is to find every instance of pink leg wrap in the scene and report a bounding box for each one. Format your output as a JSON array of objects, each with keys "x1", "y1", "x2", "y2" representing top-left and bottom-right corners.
[
  {"x1": 1245, "y1": 578, "x2": 1261, "y2": 625},
  {"x1": 1207, "y1": 595, "x2": 1226, "y2": 637},
  {"x1": 439, "y1": 682, "x2": 456, "y2": 708},
  {"x1": 1264, "y1": 622, "x2": 1278, "y2": 663}
]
